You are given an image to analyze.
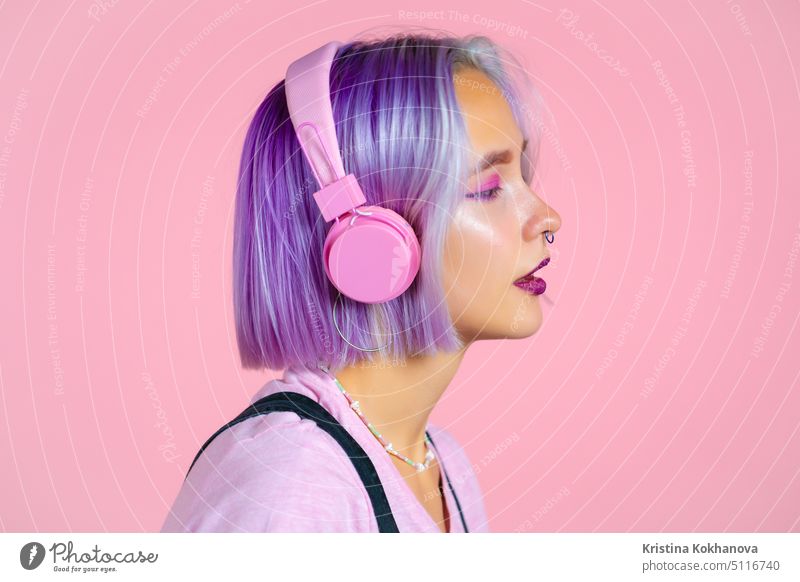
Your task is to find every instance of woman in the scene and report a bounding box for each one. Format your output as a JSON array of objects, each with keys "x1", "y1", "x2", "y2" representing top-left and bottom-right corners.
[{"x1": 161, "y1": 31, "x2": 561, "y2": 533}]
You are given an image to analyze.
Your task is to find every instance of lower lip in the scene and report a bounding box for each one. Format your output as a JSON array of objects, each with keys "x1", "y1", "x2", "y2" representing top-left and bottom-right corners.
[{"x1": 513, "y1": 275, "x2": 546, "y2": 295}]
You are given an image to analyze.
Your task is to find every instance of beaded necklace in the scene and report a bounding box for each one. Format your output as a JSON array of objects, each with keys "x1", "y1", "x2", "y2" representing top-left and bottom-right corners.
[{"x1": 317, "y1": 365, "x2": 435, "y2": 473}]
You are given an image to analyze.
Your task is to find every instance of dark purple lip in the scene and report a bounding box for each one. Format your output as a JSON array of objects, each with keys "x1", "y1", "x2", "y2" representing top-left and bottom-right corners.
[{"x1": 515, "y1": 256, "x2": 550, "y2": 282}]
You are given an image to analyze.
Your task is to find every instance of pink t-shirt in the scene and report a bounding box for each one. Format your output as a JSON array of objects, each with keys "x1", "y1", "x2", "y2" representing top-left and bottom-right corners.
[{"x1": 161, "y1": 364, "x2": 489, "y2": 533}]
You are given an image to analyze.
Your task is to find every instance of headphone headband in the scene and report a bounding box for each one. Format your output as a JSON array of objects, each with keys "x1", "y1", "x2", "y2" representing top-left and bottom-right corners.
[
  {"x1": 285, "y1": 41, "x2": 368, "y2": 222},
  {"x1": 282, "y1": 40, "x2": 421, "y2": 304}
]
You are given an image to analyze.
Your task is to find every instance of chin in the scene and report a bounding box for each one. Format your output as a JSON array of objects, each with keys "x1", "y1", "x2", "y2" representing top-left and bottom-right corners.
[
  {"x1": 506, "y1": 319, "x2": 543, "y2": 338},
  {"x1": 452, "y1": 295, "x2": 545, "y2": 341},
  {"x1": 460, "y1": 316, "x2": 544, "y2": 342},
  {"x1": 506, "y1": 307, "x2": 545, "y2": 337},
  {"x1": 505, "y1": 293, "x2": 544, "y2": 337}
]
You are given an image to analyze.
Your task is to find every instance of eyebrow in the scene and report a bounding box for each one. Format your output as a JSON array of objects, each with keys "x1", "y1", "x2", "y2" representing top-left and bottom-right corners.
[{"x1": 472, "y1": 137, "x2": 529, "y2": 175}]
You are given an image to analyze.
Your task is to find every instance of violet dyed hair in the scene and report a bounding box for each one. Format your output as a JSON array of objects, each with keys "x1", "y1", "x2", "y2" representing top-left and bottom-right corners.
[{"x1": 233, "y1": 30, "x2": 542, "y2": 371}]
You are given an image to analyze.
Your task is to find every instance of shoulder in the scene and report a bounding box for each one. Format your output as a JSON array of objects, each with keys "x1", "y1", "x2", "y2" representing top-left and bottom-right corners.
[
  {"x1": 427, "y1": 423, "x2": 475, "y2": 474},
  {"x1": 161, "y1": 411, "x2": 374, "y2": 532},
  {"x1": 427, "y1": 422, "x2": 492, "y2": 532}
]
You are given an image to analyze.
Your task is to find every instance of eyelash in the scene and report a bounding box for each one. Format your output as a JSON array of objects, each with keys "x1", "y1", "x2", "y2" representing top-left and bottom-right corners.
[
  {"x1": 465, "y1": 186, "x2": 501, "y2": 201},
  {"x1": 466, "y1": 174, "x2": 502, "y2": 201},
  {"x1": 466, "y1": 153, "x2": 532, "y2": 202}
]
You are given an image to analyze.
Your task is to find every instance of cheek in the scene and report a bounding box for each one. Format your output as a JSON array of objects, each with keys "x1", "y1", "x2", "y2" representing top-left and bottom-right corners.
[{"x1": 443, "y1": 209, "x2": 518, "y2": 301}]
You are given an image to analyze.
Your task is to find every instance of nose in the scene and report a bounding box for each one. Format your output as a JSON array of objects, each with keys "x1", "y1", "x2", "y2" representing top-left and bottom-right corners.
[{"x1": 522, "y1": 192, "x2": 562, "y2": 243}]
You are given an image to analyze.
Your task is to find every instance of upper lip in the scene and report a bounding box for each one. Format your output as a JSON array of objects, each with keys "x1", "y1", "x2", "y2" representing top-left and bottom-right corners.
[{"x1": 515, "y1": 256, "x2": 550, "y2": 281}]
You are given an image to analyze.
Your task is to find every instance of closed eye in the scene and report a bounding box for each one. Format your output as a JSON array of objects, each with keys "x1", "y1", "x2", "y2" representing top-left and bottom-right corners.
[
  {"x1": 466, "y1": 136, "x2": 529, "y2": 201},
  {"x1": 466, "y1": 173, "x2": 502, "y2": 202},
  {"x1": 465, "y1": 186, "x2": 501, "y2": 201}
]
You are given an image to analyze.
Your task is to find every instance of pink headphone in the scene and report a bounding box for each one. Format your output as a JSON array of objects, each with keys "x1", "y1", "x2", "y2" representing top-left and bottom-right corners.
[{"x1": 284, "y1": 41, "x2": 422, "y2": 304}]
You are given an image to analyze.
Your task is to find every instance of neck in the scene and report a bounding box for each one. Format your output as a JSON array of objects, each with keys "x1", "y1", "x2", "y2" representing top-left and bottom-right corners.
[{"x1": 328, "y1": 346, "x2": 470, "y2": 463}]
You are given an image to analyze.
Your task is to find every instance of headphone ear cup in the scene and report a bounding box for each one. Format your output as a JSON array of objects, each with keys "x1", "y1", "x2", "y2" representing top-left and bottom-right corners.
[{"x1": 323, "y1": 206, "x2": 421, "y2": 303}]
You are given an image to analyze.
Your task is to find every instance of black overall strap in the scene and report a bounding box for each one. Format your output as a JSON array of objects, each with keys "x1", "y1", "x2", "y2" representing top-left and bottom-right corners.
[
  {"x1": 425, "y1": 431, "x2": 469, "y2": 533},
  {"x1": 186, "y1": 391, "x2": 399, "y2": 532}
]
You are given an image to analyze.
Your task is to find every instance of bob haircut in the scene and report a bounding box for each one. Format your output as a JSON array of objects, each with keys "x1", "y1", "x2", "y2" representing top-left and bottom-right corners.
[{"x1": 233, "y1": 29, "x2": 543, "y2": 371}]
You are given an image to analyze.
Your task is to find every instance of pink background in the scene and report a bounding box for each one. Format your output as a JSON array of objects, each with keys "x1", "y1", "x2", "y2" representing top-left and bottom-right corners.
[{"x1": 1, "y1": 0, "x2": 798, "y2": 533}]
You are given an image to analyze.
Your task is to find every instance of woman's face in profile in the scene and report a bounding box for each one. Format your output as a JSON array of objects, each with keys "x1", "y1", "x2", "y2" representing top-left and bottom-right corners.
[{"x1": 444, "y1": 67, "x2": 562, "y2": 342}]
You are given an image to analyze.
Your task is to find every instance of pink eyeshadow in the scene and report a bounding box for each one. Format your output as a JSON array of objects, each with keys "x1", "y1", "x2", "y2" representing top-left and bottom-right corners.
[{"x1": 475, "y1": 174, "x2": 500, "y2": 191}]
